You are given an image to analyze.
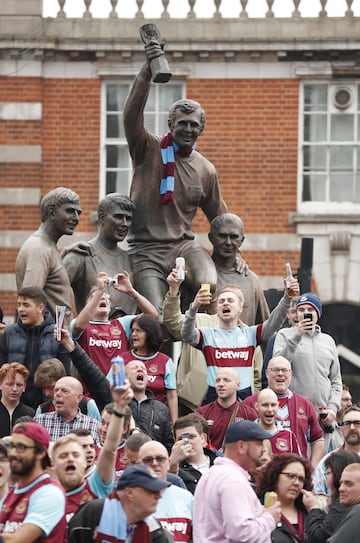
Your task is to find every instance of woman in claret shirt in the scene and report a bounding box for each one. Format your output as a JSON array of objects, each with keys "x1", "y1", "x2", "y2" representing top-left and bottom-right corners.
[
  {"x1": 257, "y1": 453, "x2": 312, "y2": 543},
  {"x1": 121, "y1": 315, "x2": 178, "y2": 424}
]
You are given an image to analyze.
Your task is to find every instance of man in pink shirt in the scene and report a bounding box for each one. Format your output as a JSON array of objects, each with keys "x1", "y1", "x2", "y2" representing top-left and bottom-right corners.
[{"x1": 193, "y1": 420, "x2": 281, "y2": 543}]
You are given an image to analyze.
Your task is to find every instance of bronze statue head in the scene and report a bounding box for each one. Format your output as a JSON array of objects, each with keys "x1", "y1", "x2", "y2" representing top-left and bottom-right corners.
[{"x1": 40, "y1": 187, "x2": 80, "y2": 222}]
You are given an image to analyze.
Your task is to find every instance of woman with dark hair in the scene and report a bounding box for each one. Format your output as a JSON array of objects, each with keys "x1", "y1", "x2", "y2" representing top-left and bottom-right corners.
[
  {"x1": 121, "y1": 315, "x2": 178, "y2": 424},
  {"x1": 257, "y1": 453, "x2": 312, "y2": 542},
  {"x1": 303, "y1": 449, "x2": 360, "y2": 543}
]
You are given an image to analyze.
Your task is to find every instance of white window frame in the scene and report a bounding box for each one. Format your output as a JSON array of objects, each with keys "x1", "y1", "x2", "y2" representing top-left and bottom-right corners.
[
  {"x1": 100, "y1": 79, "x2": 185, "y2": 199},
  {"x1": 298, "y1": 80, "x2": 360, "y2": 214}
]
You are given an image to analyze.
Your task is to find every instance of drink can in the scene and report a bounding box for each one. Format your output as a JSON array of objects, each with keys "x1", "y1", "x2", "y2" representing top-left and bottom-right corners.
[
  {"x1": 201, "y1": 283, "x2": 211, "y2": 294},
  {"x1": 175, "y1": 257, "x2": 185, "y2": 281},
  {"x1": 111, "y1": 356, "x2": 125, "y2": 388},
  {"x1": 264, "y1": 491, "x2": 278, "y2": 508}
]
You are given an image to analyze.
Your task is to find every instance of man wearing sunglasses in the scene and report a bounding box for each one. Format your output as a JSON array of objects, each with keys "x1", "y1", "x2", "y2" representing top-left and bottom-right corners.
[
  {"x1": 313, "y1": 405, "x2": 360, "y2": 497},
  {"x1": 138, "y1": 440, "x2": 193, "y2": 543},
  {"x1": 0, "y1": 422, "x2": 66, "y2": 542}
]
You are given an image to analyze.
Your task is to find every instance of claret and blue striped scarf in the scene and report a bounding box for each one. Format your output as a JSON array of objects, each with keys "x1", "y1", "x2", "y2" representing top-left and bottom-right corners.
[{"x1": 159, "y1": 131, "x2": 194, "y2": 206}]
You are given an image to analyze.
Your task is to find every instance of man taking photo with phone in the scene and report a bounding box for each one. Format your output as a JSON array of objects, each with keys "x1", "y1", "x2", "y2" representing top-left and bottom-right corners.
[{"x1": 274, "y1": 292, "x2": 342, "y2": 428}]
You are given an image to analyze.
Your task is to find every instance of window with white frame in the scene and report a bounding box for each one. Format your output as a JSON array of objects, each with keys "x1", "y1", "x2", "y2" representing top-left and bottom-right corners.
[
  {"x1": 300, "y1": 82, "x2": 360, "y2": 208},
  {"x1": 102, "y1": 81, "x2": 184, "y2": 196}
]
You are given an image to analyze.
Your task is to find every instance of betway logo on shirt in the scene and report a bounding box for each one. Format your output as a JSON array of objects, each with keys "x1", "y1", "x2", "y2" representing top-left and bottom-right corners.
[
  {"x1": 215, "y1": 350, "x2": 249, "y2": 360},
  {"x1": 159, "y1": 518, "x2": 191, "y2": 540},
  {"x1": 89, "y1": 337, "x2": 123, "y2": 349}
]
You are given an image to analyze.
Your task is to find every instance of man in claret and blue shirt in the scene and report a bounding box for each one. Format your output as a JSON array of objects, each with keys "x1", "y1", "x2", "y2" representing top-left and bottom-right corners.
[
  {"x1": 138, "y1": 440, "x2": 193, "y2": 543},
  {"x1": 0, "y1": 422, "x2": 66, "y2": 543},
  {"x1": 182, "y1": 276, "x2": 299, "y2": 404}
]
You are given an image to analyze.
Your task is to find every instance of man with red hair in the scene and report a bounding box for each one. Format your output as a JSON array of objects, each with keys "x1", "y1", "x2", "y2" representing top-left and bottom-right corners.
[{"x1": 0, "y1": 363, "x2": 34, "y2": 438}]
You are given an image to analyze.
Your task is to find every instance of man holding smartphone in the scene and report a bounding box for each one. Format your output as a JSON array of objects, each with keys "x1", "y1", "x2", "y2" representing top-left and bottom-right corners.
[{"x1": 274, "y1": 292, "x2": 342, "y2": 427}]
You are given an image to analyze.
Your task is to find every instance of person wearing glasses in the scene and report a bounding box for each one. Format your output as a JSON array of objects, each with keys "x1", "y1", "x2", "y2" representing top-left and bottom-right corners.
[
  {"x1": 257, "y1": 453, "x2": 313, "y2": 543},
  {"x1": 0, "y1": 421, "x2": 66, "y2": 542},
  {"x1": 243, "y1": 356, "x2": 324, "y2": 468},
  {"x1": 313, "y1": 406, "x2": 360, "y2": 498},
  {"x1": 138, "y1": 440, "x2": 193, "y2": 543}
]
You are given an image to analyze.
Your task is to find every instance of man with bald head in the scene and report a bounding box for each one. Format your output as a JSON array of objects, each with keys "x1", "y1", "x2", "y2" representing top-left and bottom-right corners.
[
  {"x1": 35, "y1": 376, "x2": 100, "y2": 444},
  {"x1": 138, "y1": 440, "x2": 193, "y2": 543},
  {"x1": 243, "y1": 356, "x2": 324, "y2": 467},
  {"x1": 255, "y1": 388, "x2": 301, "y2": 455},
  {"x1": 197, "y1": 368, "x2": 257, "y2": 450}
]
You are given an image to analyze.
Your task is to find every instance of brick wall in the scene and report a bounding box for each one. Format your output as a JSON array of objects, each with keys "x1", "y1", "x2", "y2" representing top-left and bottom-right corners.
[{"x1": 189, "y1": 78, "x2": 299, "y2": 233}]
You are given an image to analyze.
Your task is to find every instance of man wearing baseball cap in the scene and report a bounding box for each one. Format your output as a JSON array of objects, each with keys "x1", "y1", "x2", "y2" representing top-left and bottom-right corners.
[
  {"x1": 193, "y1": 420, "x2": 281, "y2": 543},
  {"x1": 68, "y1": 464, "x2": 172, "y2": 543},
  {"x1": 0, "y1": 421, "x2": 66, "y2": 542},
  {"x1": 274, "y1": 292, "x2": 342, "y2": 430}
]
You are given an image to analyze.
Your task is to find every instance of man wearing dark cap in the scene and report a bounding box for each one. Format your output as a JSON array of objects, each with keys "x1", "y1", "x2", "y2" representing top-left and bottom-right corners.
[
  {"x1": 109, "y1": 306, "x2": 128, "y2": 320},
  {"x1": 193, "y1": 420, "x2": 281, "y2": 543},
  {"x1": 0, "y1": 421, "x2": 66, "y2": 542},
  {"x1": 274, "y1": 292, "x2": 342, "y2": 429},
  {"x1": 68, "y1": 464, "x2": 172, "y2": 543}
]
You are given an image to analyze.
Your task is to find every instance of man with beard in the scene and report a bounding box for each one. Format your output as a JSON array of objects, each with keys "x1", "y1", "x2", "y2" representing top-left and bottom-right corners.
[
  {"x1": 0, "y1": 421, "x2": 66, "y2": 542},
  {"x1": 193, "y1": 420, "x2": 281, "y2": 543},
  {"x1": 314, "y1": 405, "x2": 360, "y2": 497},
  {"x1": 326, "y1": 385, "x2": 354, "y2": 454},
  {"x1": 62, "y1": 193, "x2": 137, "y2": 314},
  {"x1": 16, "y1": 187, "x2": 82, "y2": 327},
  {"x1": 51, "y1": 379, "x2": 133, "y2": 522}
]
